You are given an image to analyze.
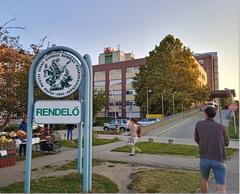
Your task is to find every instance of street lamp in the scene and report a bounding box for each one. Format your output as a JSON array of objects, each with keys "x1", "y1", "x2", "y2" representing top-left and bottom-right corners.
[
  {"x1": 173, "y1": 92, "x2": 177, "y2": 117},
  {"x1": 161, "y1": 90, "x2": 166, "y2": 116},
  {"x1": 146, "y1": 90, "x2": 152, "y2": 115}
]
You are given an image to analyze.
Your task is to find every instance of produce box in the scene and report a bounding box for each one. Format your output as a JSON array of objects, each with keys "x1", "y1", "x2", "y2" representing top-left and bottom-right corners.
[
  {"x1": 0, "y1": 141, "x2": 16, "y2": 150},
  {"x1": 0, "y1": 141, "x2": 17, "y2": 168},
  {"x1": 0, "y1": 153, "x2": 16, "y2": 168}
]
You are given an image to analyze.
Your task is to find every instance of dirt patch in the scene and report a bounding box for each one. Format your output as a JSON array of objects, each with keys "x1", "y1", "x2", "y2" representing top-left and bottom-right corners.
[{"x1": 93, "y1": 162, "x2": 152, "y2": 193}]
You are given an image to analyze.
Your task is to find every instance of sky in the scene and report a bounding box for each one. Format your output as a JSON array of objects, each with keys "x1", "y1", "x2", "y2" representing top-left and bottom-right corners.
[{"x1": 1, "y1": 0, "x2": 239, "y2": 99}]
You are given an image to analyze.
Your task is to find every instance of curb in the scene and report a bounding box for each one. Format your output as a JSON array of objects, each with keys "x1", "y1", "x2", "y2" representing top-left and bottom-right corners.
[{"x1": 229, "y1": 138, "x2": 239, "y2": 142}]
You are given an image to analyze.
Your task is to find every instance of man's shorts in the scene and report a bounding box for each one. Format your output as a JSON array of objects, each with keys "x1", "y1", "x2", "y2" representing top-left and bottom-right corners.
[{"x1": 200, "y1": 158, "x2": 227, "y2": 185}]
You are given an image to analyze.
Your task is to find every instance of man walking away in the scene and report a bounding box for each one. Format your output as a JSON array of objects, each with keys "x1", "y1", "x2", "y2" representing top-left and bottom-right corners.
[{"x1": 194, "y1": 107, "x2": 229, "y2": 193}]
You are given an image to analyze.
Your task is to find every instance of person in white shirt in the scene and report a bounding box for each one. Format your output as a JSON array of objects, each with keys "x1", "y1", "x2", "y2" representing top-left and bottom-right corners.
[{"x1": 127, "y1": 118, "x2": 142, "y2": 156}]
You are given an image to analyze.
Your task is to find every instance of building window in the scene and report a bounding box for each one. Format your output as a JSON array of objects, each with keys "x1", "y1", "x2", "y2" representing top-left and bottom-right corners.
[
  {"x1": 95, "y1": 71, "x2": 105, "y2": 77},
  {"x1": 109, "y1": 90, "x2": 122, "y2": 96},
  {"x1": 110, "y1": 79, "x2": 121, "y2": 85},
  {"x1": 94, "y1": 80, "x2": 105, "y2": 86},
  {"x1": 126, "y1": 78, "x2": 134, "y2": 84},
  {"x1": 126, "y1": 89, "x2": 136, "y2": 95},
  {"x1": 126, "y1": 67, "x2": 139, "y2": 74},
  {"x1": 109, "y1": 101, "x2": 122, "y2": 106},
  {"x1": 126, "y1": 101, "x2": 135, "y2": 106},
  {"x1": 105, "y1": 53, "x2": 113, "y2": 64},
  {"x1": 110, "y1": 69, "x2": 121, "y2": 75}
]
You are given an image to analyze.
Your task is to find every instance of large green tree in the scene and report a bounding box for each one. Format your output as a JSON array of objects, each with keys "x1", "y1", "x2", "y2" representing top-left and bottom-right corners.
[{"x1": 133, "y1": 34, "x2": 209, "y2": 116}]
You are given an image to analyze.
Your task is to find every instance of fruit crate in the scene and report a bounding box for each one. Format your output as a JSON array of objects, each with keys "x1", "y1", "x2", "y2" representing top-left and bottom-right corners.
[
  {"x1": 0, "y1": 141, "x2": 16, "y2": 150},
  {"x1": 0, "y1": 149, "x2": 16, "y2": 168}
]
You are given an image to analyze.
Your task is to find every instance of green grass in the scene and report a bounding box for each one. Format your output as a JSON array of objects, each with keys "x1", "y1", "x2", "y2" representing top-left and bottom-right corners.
[
  {"x1": 112, "y1": 142, "x2": 237, "y2": 158},
  {"x1": 128, "y1": 169, "x2": 200, "y2": 193},
  {"x1": 228, "y1": 124, "x2": 239, "y2": 139},
  {"x1": 228, "y1": 111, "x2": 239, "y2": 139},
  {"x1": 56, "y1": 159, "x2": 104, "y2": 171},
  {"x1": 61, "y1": 136, "x2": 120, "y2": 148},
  {"x1": 0, "y1": 173, "x2": 118, "y2": 193},
  {"x1": 93, "y1": 117, "x2": 112, "y2": 126},
  {"x1": 95, "y1": 130, "x2": 124, "y2": 135}
]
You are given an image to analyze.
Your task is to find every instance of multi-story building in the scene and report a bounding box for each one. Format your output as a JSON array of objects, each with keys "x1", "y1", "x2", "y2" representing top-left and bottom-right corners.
[
  {"x1": 94, "y1": 48, "x2": 208, "y2": 118},
  {"x1": 94, "y1": 48, "x2": 145, "y2": 118},
  {"x1": 98, "y1": 47, "x2": 134, "y2": 64},
  {"x1": 194, "y1": 52, "x2": 219, "y2": 91},
  {"x1": 193, "y1": 57, "x2": 208, "y2": 87}
]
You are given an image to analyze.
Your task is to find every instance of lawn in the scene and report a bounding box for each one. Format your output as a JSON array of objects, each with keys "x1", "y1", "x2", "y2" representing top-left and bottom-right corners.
[
  {"x1": 95, "y1": 130, "x2": 124, "y2": 135},
  {"x1": 0, "y1": 173, "x2": 118, "y2": 193},
  {"x1": 61, "y1": 136, "x2": 120, "y2": 148},
  {"x1": 128, "y1": 169, "x2": 200, "y2": 193},
  {"x1": 228, "y1": 111, "x2": 239, "y2": 139},
  {"x1": 112, "y1": 142, "x2": 237, "y2": 158}
]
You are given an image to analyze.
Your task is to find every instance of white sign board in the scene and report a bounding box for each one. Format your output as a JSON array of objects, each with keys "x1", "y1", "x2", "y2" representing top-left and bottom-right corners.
[
  {"x1": 34, "y1": 100, "x2": 81, "y2": 124},
  {"x1": 35, "y1": 51, "x2": 82, "y2": 98}
]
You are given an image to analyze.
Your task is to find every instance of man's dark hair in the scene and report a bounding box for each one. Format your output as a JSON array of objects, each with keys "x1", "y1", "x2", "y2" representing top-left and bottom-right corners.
[{"x1": 204, "y1": 107, "x2": 216, "y2": 118}]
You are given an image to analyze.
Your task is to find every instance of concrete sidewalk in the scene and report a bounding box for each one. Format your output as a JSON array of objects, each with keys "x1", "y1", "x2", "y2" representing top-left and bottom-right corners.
[
  {"x1": 209, "y1": 152, "x2": 239, "y2": 193},
  {"x1": 96, "y1": 134, "x2": 239, "y2": 149}
]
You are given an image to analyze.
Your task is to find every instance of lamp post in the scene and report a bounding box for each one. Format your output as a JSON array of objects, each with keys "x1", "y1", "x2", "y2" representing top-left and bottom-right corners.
[
  {"x1": 146, "y1": 90, "x2": 152, "y2": 115},
  {"x1": 161, "y1": 90, "x2": 166, "y2": 116},
  {"x1": 173, "y1": 92, "x2": 177, "y2": 117}
]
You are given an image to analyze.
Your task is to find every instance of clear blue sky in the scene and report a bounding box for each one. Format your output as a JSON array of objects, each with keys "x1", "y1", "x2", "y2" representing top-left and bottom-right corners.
[{"x1": 1, "y1": 0, "x2": 239, "y2": 99}]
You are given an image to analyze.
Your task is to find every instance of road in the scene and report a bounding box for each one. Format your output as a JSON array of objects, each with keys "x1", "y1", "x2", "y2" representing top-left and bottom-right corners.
[{"x1": 148, "y1": 110, "x2": 229, "y2": 139}]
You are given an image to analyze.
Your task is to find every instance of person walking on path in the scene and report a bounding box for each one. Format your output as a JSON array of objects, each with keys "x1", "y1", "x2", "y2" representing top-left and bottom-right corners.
[
  {"x1": 66, "y1": 124, "x2": 74, "y2": 141},
  {"x1": 127, "y1": 118, "x2": 142, "y2": 156},
  {"x1": 194, "y1": 107, "x2": 229, "y2": 193}
]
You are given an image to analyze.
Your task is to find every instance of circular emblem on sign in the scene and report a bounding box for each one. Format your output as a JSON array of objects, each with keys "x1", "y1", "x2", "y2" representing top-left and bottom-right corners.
[{"x1": 35, "y1": 51, "x2": 82, "y2": 98}]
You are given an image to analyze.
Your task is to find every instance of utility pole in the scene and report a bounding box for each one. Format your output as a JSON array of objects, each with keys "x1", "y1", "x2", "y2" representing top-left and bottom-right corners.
[
  {"x1": 161, "y1": 90, "x2": 165, "y2": 116},
  {"x1": 146, "y1": 90, "x2": 152, "y2": 115},
  {"x1": 173, "y1": 92, "x2": 176, "y2": 117}
]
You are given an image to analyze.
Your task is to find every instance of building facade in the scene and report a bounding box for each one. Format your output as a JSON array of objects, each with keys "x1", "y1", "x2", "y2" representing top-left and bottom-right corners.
[
  {"x1": 94, "y1": 49, "x2": 208, "y2": 118},
  {"x1": 94, "y1": 57, "x2": 146, "y2": 118},
  {"x1": 193, "y1": 57, "x2": 208, "y2": 87},
  {"x1": 194, "y1": 52, "x2": 219, "y2": 91},
  {"x1": 98, "y1": 47, "x2": 135, "y2": 64}
]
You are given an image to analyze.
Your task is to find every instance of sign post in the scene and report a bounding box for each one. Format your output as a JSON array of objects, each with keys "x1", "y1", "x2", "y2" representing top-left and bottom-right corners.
[{"x1": 25, "y1": 46, "x2": 92, "y2": 193}]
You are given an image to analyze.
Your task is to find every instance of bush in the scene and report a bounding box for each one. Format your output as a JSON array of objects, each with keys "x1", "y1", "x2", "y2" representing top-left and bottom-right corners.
[
  {"x1": 93, "y1": 117, "x2": 112, "y2": 126},
  {"x1": 3, "y1": 124, "x2": 18, "y2": 132}
]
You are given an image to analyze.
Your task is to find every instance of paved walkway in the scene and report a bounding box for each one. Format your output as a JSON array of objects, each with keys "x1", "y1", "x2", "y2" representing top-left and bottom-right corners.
[
  {"x1": 0, "y1": 140, "x2": 238, "y2": 193},
  {"x1": 209, "y1": 151, "x2": 239, "y2": 193},
  {"x1": 96, "y1": 134, "x2": 239, "y2": 149}
]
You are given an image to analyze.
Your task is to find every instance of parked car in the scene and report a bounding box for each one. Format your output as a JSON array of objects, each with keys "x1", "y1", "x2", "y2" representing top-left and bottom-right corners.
[
  {"x1": 205, "y1": 101, "x2": 218, "y2": 110},
  {"x1": 103, "y1": 119, "x2": 129, "y2": 131},
  {"x1": 137, "y1": 118, "x2": 160, "y2": 126}
]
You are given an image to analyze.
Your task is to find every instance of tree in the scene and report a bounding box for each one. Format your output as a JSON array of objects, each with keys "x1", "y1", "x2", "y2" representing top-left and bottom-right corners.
[
  {"x1": 93, "y1": 91, "x2": 106, "y2": 119},
  {"x1": 133, "y1": 34, "x2": 209, "y2": 116},
  {"x1": 0, "y1": 45, "x2": 32, "y2": 129},
  {"x1": 192, "y1": 85, "x2": 210, "y2": 105},
  {"x1": 0, "y1": 17, "x2": 26, "y2": 51}
]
